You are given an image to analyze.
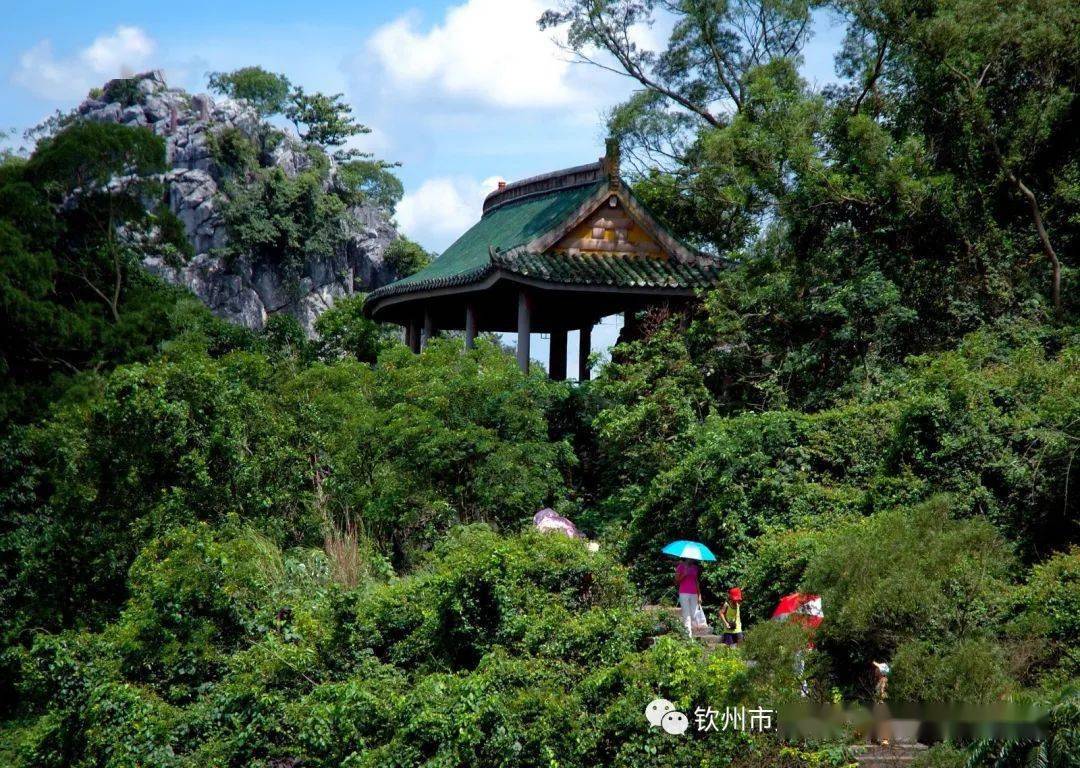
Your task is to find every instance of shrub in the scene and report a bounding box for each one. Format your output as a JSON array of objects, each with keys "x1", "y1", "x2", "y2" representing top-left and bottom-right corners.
[
  {"x1": 109, "y1": 524, "x2": 295, "y2": 699},
  {"x1": 314, "y1": 340, "x2": 571, "y2": 561},
  {"x1": 331, "y1": 525, "x2": 644, "y2": 673},
  {"x1": 740, "y1": 619, "x2": 820, "y2": 703},
  {"x1": 736, "y1": 526, "x2": 829, "y2": 633},
  {"x1": 285, "y1": 672, "x2": 405, "y2": 766},
  {"x1": 313, "y1": 294, "x2": 397, "y2": 363},
  {"x1": 381, "y1": 236, "x2": 430, "y2": 278},
  {"x1": 1, "y1": 351, "x2": 311, "y2": 638},
  {"x1": 801, "y1": 498, "x2": 1015, "y2": 695},
  {"x1": 1010, "y1": 547, "x2": 1080, "y2": 677},
  {"x1": 101, "y1": 77, "x2": 142, "y2": 107},
  {"x1": 609, "y1": 328, "x2": 1079, "y2": 605},
  {"x1": 590, "y1": 322, "x2": 711, "y2": 503},
  {"x1": 889, "y1": 638, "x2": 1012, "y2": 703},
  {"x1": 624, "y1": 404, "x2": 886, "y2": 600},
  {"x1": 206, "y1": 126, "x2": 258, "y2": 176}
]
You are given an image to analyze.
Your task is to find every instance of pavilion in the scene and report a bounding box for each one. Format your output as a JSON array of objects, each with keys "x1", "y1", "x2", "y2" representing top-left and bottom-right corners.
[{"x1": 363, "y1": 142, "x2": 724, "y2": 379}]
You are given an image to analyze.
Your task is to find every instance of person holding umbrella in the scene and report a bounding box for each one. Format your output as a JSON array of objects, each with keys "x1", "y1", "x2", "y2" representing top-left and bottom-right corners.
[{"x1": 662, "y1": 540, "x2": 717, "y2": 638}]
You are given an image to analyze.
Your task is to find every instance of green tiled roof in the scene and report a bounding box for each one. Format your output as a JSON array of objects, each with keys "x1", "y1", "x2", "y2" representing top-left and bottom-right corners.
[
  {"x1": 365, "y1": 171, "x2": 722, "y2": 307},
  {"x1": 494, "y1": 249, "x2": 723, "y2": 288},
  {"x1": 369, "y1": 181, "x2": 603, "y2": 299}
]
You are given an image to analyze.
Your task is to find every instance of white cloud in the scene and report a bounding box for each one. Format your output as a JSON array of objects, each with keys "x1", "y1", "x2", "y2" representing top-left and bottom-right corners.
[
  {"x1": 13, "y1": 26, "x2": 156, "y2": 101},
  {"x1": 368, "y1": 0, "x2": 576, "y2": 108},
  {"x1": 396, "y1": 175, "x2": 504, "y2": 252}
]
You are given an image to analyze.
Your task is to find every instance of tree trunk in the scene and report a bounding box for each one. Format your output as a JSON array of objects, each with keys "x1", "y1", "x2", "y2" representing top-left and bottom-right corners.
[{"x1": 1008, "y1": 171, "x2": 1062, "y2": 315}]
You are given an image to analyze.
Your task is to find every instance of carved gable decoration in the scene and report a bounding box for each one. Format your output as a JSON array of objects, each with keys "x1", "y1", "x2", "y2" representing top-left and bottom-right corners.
[{"x1": 551, "y1": 196, "x2": 665, "y2": 258}]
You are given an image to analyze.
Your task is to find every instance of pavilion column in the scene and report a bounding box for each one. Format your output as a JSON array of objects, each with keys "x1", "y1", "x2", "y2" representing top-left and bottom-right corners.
[
  {"x1": 465, "y1": 302, "x2": 478, "y2": 350},
  {"x1": 406, "y1": 320, "x2": 420, "y2": 353},
  {"x1": 623, "y1": 309, "x2": 639, "y2": 340},
  {"x1": 422, "y1": 309, "x2": 435, "y2": 350},
  {"x1": 549, "y1": 329, "x2": 567, "y2": 381},
  {"x1": 516, "y1": 291, "x2": 532, "y2": 373},
  {"x1": 578, "y1": 323, "x2": 592, "y2": 382}
]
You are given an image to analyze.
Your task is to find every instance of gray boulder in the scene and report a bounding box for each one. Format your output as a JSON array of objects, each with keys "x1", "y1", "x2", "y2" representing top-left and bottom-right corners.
[{"x1": 85, "y1": 102, "x2": 122, "y2": 123}]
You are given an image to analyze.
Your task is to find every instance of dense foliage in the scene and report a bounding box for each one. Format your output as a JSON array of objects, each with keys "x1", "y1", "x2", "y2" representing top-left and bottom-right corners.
[
  {"x1": 3, "y1": 525, "x2": 808, "y2": 768},
  {"x1": 0, "y1": 122, "x2": 201, "y2": 425},
  {"x1": 2, "y1": 0, "x2": 1078, "y2": 764},
  {"x1": 546, "y1": 0, "x2": 1079, "y2": 410}
]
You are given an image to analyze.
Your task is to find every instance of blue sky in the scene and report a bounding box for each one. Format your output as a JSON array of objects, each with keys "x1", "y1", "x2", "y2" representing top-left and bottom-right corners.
[{"x1": 3, "y1": 0, "x2": 847, "y2": 372}]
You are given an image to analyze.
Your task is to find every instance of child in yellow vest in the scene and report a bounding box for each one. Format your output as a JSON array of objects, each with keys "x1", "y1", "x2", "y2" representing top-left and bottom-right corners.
[{"x1": 719, "y1": 589, "x2": 742, "y2": 645}]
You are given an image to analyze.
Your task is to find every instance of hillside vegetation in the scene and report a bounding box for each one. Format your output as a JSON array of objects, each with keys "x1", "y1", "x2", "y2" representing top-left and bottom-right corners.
[{"x1": 1, "y1": 0, "x2": 1079, "y2": 766}]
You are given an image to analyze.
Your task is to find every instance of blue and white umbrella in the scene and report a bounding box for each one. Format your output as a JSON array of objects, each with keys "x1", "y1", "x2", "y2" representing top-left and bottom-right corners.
[{"x1": 661, "y1": 540, "x2": 717, "y2": 562}]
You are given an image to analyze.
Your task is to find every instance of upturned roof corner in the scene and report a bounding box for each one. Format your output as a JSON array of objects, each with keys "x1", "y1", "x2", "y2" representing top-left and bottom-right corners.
[{"x1": 363, "y1": 145, "x2": 724, "y2": 325}]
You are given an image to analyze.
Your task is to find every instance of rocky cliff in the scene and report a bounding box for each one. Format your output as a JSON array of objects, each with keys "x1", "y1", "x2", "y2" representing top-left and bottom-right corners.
[{"x1": 76, "y1": 71, "x2": 399, "y2": 335}]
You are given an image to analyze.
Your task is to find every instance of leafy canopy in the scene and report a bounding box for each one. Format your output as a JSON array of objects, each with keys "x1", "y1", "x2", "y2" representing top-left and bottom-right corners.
[
  {"x1": 207, "y1": 66, "x2": 292, "y2": 116},
  {"x1": 286, "y1": 87, "x2": 368, "y2": 150}
]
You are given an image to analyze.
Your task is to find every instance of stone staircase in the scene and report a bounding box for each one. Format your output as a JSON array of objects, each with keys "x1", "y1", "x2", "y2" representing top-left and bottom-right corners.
[
  {"x1": 850, "y1": 743, "x2": 927, "y2": 767},
  {"x1": 643, "y1": 604, "x2": 724, "y2": 649}
]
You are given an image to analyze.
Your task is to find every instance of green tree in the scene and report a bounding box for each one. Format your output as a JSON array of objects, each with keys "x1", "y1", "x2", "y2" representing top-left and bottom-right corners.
[
  {"x1": 890, "y1": 638, "x2": 1013, "y2": 703},
  {"x1": 544, "y1": 0, "x2": 1078, "y2": 414},
  {"x1": 0, "y1": 122, "x2": 205, "y2": 424},
  {"x1": 540, "y1": 0, "x2": 816, "y2": 135},
  {"x1": 588, "y1": 318, "x2": 710, "y2": 514},
  {"x1": 313, "y1": 294, "x2": 398, "y2": 363},
  {"x1": 837, "y1": 0, "x2": 1080, "y2": 316},
  {"x1": 336, "y1": 158, "x2": 404, "y2": 211},
  {"x1": 381, "y1": 236, "x2": 430, "y2": 278},
  {"x1": 540, "y1": 0, "x2": 818, "y2": 251},
  {"x1": 221, "y1": 166, "x2": 348, "y2": 277},
  {"x1": 802, "y1": 498, "x2": 1015, "y2": 694},
  {"x1": 285, "y1": 88, "x2": 367, "y2": 150},
  {"x1": 206, "y1": 66, "x2": 292, "y2": 116}
]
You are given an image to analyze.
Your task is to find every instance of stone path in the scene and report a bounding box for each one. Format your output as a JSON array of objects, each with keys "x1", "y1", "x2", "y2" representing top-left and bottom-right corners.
[
  {"x1": 850, "y1": 743, "x2": 927, "y2": 767},
  {"x1": 643, "y1": 604, "x2": 724, "y2": 649}
]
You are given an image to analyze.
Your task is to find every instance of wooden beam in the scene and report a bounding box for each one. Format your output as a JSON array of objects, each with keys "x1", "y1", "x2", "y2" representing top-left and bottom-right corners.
[
  {"x1": 579, "y1": 323, "x2": 592, "y2": 382},
  {"x1": 465, "y1": 302, "x2": 477, "y2": 349},
  {"x1": 516, "y1": 291, "x2": 531, "y2": 373},
  {"x1": 364, "y1": 268, "x2": 699, "y2": 321},
  {"x1": 549, "y1": 329, "x2": 567, "y2": 381}
]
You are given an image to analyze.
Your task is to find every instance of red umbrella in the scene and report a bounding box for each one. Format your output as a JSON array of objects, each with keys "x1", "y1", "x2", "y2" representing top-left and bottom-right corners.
[{"x1": 772, "y1": 592, "x2": 823, "y2": 629}]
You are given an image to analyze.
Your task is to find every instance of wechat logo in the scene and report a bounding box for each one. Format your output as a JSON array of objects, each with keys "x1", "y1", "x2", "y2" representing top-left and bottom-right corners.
[{"x1": 645, "y1": 698, "x2": 689, "y2": 735}]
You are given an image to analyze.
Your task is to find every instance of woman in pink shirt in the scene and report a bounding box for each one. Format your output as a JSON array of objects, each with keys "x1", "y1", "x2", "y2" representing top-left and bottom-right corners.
[{"x1": 674, "y1": 559, "x2": 701, "y2": 637}]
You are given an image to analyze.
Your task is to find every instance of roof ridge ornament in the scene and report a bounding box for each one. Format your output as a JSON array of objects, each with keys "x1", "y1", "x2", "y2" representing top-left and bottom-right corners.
[
  {"x1": 603, "y1": 137, "x2": 621, "y2": 190},
  {"x1": 481, "y1": 162, "x2": 604, "y2": 215}
]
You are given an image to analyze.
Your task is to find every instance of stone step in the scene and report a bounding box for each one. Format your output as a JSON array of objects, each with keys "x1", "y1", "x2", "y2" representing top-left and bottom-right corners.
[
  {"x1": 643, "y1": 604, "x2": 726, "y2": 649},
  {"x1": 643, "y1": 604, "x2": 681, "y2": 616},
  {"x1": 851, "y1": 744, "x2": 927, "y2": 768}
]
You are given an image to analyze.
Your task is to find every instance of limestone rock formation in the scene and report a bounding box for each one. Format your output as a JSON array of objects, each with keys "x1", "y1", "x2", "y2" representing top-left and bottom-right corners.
[{"x1": 77, "y1": 70, "x2": 399, "y2": 335}]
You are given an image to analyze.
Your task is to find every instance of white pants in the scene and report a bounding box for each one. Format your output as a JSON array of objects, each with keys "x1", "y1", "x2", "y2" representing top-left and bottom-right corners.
[{"x1": 678, "y1": 593, "x2": 698, "y2": 637}]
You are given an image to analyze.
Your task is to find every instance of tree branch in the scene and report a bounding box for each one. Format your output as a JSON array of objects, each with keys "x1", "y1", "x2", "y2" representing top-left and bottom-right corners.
[
  {"x1": 948, "y1": 61, "x2": 1063, "y2": 315},
  {"x1": 696, "y1": 15, "x2": 744, "y2": 109},
  {"x1": 76, "y1": 271, "x2": 120, "y2": 323},
  {"x1": 851, "y1": 39, "x2": 889, "y2": 115},
  {"x1": 1009, "y1": 170, "x2": 1062, "y2": 315},
  {"x1": 586, "y1": 14, "x2": 723, "y2": 127}
]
